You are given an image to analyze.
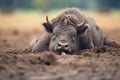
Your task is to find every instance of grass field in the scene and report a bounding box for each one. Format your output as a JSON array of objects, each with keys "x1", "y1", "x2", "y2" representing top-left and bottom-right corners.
[{"x1": 0, "y1": 10, "x2": 120, "y2": 31}]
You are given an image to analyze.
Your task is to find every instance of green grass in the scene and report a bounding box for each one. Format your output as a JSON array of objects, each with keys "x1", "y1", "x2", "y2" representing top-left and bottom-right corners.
[{"x1": 111, "y1": 9, "x2": 120, "y2": 15}]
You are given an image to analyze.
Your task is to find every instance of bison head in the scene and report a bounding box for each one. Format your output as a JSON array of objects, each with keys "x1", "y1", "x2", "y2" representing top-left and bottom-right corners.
[{"x1": 43, "y1": 15, "x2": 90, "y2": 54}]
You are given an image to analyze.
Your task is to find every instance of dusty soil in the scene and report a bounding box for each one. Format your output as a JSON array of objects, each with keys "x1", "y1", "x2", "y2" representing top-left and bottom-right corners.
[
  {"x1": 0, "y1": 13, "x2": 120, "y2": 80},
  {"x1": 0, "y1": 28, "x2": 120, "y2": 80}
]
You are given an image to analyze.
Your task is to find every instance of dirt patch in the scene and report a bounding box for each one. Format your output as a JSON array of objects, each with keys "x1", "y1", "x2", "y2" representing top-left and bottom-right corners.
[{"x1": 0, "y1": 29, "x2": 120, "y2": 80}]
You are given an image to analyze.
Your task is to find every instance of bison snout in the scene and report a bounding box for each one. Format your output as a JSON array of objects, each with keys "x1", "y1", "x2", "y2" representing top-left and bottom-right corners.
[{"x1": 57, "y1": 41, "x2": 69, "y2": 50}]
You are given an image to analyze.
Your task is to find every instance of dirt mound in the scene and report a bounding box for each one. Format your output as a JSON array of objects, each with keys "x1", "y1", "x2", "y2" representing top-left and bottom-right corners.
[{"x1": 0, "y1": 30, "x2": 120, "y2": 80}]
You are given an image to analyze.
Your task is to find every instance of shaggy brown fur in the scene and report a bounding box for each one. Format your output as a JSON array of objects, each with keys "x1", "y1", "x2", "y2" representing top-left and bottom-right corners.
[{"x1": 29, "y1": 7, "x2": 113, "y2": 54}]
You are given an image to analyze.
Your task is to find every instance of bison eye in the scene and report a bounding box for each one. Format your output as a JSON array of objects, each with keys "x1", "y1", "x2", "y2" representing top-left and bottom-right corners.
[
  {"x1": 52, "y1": 33, "x2": 57, "y2": 40},
  {"x1": 52, "y1": 33, "x2": 57, "y2": 37},
  {"x1": 52, "y1": 33, "x2": 55, "y2": 36},
  {"x1": 71, "y1": 34, "x2": 76, "y2": 42},
  {"x1": 73, "y1": 34, "x2": 76, "y2": 37},
  {"x1": 71, "y1": 33, "x2": 77, "y2": 38}
]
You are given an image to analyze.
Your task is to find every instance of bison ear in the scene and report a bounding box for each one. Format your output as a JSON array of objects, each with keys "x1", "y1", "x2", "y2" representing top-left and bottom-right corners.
[
  {"x1": 42, "y1": 22, "x2": 53, "y2": 33},
  {"x1": 77, "y1": 24, "x2": 90, "y2": 36}
]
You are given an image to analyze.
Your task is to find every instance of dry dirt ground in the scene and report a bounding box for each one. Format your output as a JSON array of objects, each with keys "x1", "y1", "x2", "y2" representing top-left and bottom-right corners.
[{"x1": 0, "y1": 13, "x2": 120, "y2": 80}]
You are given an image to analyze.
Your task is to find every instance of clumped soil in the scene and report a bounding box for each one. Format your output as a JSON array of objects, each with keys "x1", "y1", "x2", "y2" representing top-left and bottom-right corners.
[{"x1": 0, "y1": 29, "x2": 120, "y2": 80}]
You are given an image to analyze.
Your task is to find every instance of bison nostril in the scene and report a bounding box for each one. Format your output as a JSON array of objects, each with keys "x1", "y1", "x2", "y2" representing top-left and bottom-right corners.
[
  {"x1": 58, "y1": 43, "x2": 61, "y2": 47},
  {"x1": 65, "y1": 45, "x2": 68, "y2": 48}
]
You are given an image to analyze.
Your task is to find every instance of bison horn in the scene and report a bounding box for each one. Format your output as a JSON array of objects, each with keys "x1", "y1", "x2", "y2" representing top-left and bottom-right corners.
[
  {"x1": 77, "y1": 19, "x2": 86, "y2": 27},
  {"x1": 46, "y1": 16, "x2": 52, "y2": 25}
]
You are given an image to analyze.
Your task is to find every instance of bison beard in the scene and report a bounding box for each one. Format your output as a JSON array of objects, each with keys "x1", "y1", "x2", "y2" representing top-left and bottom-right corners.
[{"x1": 29, "y1": 8, "x2": 113, "y2": 54}]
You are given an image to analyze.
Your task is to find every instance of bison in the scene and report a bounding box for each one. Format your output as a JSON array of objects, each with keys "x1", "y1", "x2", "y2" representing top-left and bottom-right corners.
[{"x1": 29, "y1": 8, "x2": 112, "y2": 54}]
